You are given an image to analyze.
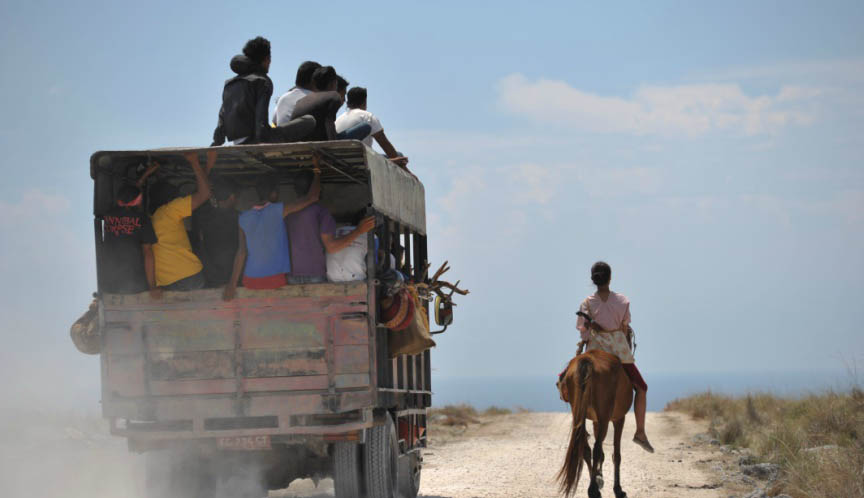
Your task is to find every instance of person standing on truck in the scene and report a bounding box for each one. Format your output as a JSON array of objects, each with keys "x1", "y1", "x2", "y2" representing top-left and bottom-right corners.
[
  {"x1": 100, "y1": 161, "x2": 161, "y2": 298},
  {"x1": 223, "y1": 172, "x2": 322, "y2": 300},
  {"x1": 211, "y1": 36, "x2": 316, "y2": 145},
  {"x1": 150, "y1": 151, "x2": 215, "y2": 291},
  {"x1": 272, "y1": 60, "x2": 321, "y2": 126},
  {"x1": 284, "y1": 171, "x2": 376, "y2": 284},
  {"x1": 191, "y1": 175, "x2": 240, "y2": 287},
  {"x1": 336, "y1": 87, "x2": 410, "y2": 169},
  {"x1": 576, "y1": 261, "x2": 654, "y2": 453}
]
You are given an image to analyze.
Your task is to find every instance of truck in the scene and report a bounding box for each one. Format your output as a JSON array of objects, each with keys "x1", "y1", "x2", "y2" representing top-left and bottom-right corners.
[{"x1": 89, "y1": 141, "x2": 455, "y2": 497}]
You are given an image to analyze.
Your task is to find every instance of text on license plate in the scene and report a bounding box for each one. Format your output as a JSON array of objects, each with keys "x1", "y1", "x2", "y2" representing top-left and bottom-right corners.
[{"x1": 217, "y1": 435, "x2": 271, "y2": 450}]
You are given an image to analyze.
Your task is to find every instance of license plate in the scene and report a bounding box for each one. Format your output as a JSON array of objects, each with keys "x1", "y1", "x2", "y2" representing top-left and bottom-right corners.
[{"x1": 217, "y1": 435, "x2": 271, "y2": 451}]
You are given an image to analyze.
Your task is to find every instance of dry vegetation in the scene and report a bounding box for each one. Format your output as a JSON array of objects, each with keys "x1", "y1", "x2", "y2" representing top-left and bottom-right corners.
[
  {"x1": 429, "y1": 404, "x2": 515, "y2": 426},
  {"x1": 665, "y1": 387, "x2": 864, "y2": 497}
]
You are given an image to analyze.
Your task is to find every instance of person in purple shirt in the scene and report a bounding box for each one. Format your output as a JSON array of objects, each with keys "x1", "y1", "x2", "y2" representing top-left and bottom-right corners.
[
  {"x1": 285, "y1": 170, "x2": 376, "y2": 283},
  {"x1": 223, "y1": 173, "x2": 320, "y2": 300}
]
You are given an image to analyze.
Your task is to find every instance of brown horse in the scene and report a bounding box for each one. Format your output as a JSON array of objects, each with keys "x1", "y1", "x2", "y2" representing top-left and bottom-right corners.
[{"x1": 557, "y1": 349, "x2": 634, "y2": 498}]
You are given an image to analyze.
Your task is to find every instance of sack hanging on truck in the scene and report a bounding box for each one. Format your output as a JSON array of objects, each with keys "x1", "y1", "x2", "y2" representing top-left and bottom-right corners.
[
  {"x1": 70, "y1": 299, "x2": 101, "y2": 355},
  {"x1": 380, "y1": 286, "x2": 435, "y2": 357}
]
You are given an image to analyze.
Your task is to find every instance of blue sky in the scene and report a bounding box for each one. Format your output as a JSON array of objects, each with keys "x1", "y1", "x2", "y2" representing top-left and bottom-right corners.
[{"x1": 0, "y1": 1, "x2": 862, "y2": 407}]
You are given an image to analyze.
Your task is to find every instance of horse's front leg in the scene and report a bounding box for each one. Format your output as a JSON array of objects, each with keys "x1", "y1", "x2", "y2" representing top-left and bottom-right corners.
[{"x1": 612, "y1": 418, "x2": 627, "y2": 498}]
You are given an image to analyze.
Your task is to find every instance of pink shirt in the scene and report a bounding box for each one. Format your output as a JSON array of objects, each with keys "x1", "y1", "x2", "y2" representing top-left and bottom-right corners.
[{"x1": 576, "y1": 292, "x2": 631, "y2": 342}]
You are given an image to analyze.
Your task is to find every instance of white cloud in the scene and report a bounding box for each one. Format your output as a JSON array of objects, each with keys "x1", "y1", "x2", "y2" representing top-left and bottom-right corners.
[
  {"x1": 497, "y1": 74, "x2": 820, "y2": 137},
  {"x1": 511, "y1": 163, "x2": 559, "y2": 205}
]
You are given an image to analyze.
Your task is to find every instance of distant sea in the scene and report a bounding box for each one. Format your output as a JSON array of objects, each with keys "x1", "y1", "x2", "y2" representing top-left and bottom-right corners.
[{"x1": 430, "y1": 370, "x2": 858, "y2": 412}]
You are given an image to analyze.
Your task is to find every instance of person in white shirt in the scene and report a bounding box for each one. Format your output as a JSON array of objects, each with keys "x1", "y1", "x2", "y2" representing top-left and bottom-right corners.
[
  {"x1": 273, "y1": 60, "x2": 320, "y2": 126},
  {"x1": 335, "y1": 87, "x2": 410, "y2": 170}
]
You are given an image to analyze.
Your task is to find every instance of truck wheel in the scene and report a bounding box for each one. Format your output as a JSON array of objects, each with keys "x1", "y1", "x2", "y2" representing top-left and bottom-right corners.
[
  {"x1": 364, "y1": 413, "x2": 398, "y2": 498},
  {"x1": 334, "y1": 441, "x2": 364, "y2": 498},
  {"x1": 397, "y1": 451, "x2": 422, "y2": 498}
]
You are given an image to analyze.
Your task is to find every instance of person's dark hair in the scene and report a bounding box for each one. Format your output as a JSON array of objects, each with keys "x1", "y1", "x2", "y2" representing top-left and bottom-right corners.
[
  {"x1": 295, "y1": 61, "x2": 321, "y2": 88},
  {"x1": 211, "y1": 175, "x2": 239, "y2": 202},
  {"x1": 346, "y1": 87, "x2": 367, "y2": 109},
  {"x1": 117, "y1": 184, "x2": 141, "y2": 204},
  {"x1": 255, "y1": 174, "x2": 279, "y2": 201},
  {"x1": 148, "y1": 182, "x2": 179, "y2": 215},
  {"x1": 350, "y1": 208, "x2": 369, "y2": 226},
  {"x1": 243, "y1": 36, "x2": 271, "y2": 65},
  {"x1": 293, "y1": 170, "x2": 314, "y2": 197},
  {"x1": 336, "y1": 75, "x2": 349, "y2": 94},
  {"x1": 591, "y1": 261, "x2": 612, "y2": 286},
  {"x1": 312, "y1": 66, "x2": 337, "y2": 91}
]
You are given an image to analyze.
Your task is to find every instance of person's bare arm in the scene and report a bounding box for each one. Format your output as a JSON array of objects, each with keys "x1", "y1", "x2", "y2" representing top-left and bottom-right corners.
[
  {"x1": 136, "y1": 161, "x2": 160, "y2": 188},
  {"x1": 205, "y1": 149, "x2": 218, "y2": 174},
  {"x1": 183, "y1": 151, "x2": 212, "y2": 210},
  {"x1": 321, "y1": 216, "x2": 375, "y2": 254},
  {"x1": 372, "y1": 131, "x2": 409, "y2": 168},
  {"x1": 142, "y1": 243, "x2": 161, "y2": 300},
  {"x1": 223, "y1": 229, "x2": 247, "y2": 301},
  {"x1": 283, "y1": 170, "x2": 321, "y2": 217}
]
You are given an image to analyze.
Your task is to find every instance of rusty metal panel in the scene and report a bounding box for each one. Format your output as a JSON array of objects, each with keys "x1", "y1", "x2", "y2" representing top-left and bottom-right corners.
[
  {"x1": 150, "y1": 379, "x2": 236, "y2": 396},
  {"x1": 149, "y1": 351, "x2": 234, "y2": 381},
  {"x1": 247, "y1": 394, "x2": 326, "y2": 416},
  {"x1": 146, "y1": 319, "x2": 234, "y2": 352},
  {"x1": 245, "y1": 376, "x2": 329, "y2": 392},
  {"x1": 104, "y1": 326, "x2": 143, "y2": 354},
  {"x1": 334, "y1": 317, "x2": 369, "y2": 345},
  {"x1": 242, "y1": 318, "x2": 325, "y2": 349},
  {"x1": 241, "y1": 349, "x2": 327, "y2": 377},
  {"x1": 334, "y1": 345, "x2": 369, "y2": 374},
  {"x1": 334, "y1": 373, "x2": 370, "y2": 389},
  {"x1": 106, "y1": 354, "x2": 147, "y2": 397}
]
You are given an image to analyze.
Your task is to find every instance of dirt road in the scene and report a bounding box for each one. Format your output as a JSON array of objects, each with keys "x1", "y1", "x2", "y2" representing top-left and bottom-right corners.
[
  {"x1": 280, "y1": 411, "x2": 750, "y2": 498},
  {"x1": 1, "y1": 410, "x2": 751, "y2": 498}
]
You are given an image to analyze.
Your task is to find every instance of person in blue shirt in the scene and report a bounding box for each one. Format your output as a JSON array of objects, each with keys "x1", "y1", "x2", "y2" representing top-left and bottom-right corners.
[{"x1": 223, "y1": 172, "x2": 320, "y2": 300}]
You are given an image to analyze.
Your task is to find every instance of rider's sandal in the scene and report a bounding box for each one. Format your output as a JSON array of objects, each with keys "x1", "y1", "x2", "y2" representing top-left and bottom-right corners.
[{"x1": 633, "y1": 435, "x2": 655, "y2": 453}]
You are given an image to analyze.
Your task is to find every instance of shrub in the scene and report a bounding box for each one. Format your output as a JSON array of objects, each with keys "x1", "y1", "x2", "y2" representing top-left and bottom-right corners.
[{"x1": 666, "y1": 387, "x2": 864, "y2": 498}]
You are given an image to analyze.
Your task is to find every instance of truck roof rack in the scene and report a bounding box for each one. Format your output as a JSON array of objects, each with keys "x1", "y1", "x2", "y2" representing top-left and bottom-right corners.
[{"x1": 90, "y1": 140, "x2": 426, "y2": 235}]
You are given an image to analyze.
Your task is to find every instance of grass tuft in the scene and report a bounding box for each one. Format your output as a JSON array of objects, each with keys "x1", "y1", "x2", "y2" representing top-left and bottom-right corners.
[{"x1": 666, "y1": 386, "x2": 864, "y2": 498}]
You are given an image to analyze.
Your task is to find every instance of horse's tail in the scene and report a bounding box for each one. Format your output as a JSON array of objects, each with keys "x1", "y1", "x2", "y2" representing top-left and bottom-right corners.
[{"x1": 557, "y1": 356, "x2": 593, "y2": 497}]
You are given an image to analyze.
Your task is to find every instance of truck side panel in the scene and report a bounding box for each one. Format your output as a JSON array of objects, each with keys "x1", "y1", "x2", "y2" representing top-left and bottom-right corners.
[{"x1": 100, "y1": 283, "x2": 375, "y2": 438}]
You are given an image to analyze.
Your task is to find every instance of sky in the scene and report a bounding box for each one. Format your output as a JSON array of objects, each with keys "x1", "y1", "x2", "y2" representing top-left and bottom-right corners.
[{"x1": 0, "y1": 1, "x2": 862, "y2": 409}]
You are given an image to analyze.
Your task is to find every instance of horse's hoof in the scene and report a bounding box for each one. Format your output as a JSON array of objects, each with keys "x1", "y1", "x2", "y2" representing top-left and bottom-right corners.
[
  {"x1": 595, "y1": 474, "x2": 604, "y2": 490},
  {"x1": 614, "y1": 487, "x2": 627, "y2": 498}
]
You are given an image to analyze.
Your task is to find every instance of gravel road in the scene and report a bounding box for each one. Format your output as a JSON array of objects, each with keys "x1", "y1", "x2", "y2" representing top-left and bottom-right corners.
[
  {"x1": 279, "y1": 411, "x2": 748, "y2": 498},
  {"x1": 1, "y1": 411, "x2": 750, "y2": 498}
]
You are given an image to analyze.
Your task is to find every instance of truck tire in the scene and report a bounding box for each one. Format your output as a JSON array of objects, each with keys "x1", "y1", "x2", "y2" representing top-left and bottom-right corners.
[
  {"x1": 364, "y1": 413, "x2": 398, "y2": 498},
  {"x1": 334, "y1": 441, "x2": 364, "y2": 498},
  {"x1": 397, "y1": 451, "x2": 422, "y2": 498}
]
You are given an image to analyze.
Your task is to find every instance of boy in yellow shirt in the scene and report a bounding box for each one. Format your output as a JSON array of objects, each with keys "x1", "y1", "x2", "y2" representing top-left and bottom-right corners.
[{"x1": 150, "y1": 150, "x2": 215, "y2": 291}]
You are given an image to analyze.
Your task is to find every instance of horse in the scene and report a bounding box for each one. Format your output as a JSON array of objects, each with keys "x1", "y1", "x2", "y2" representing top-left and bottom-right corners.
[{"x1": 557, "y1": 349, "x2": 634, "y2": 498}]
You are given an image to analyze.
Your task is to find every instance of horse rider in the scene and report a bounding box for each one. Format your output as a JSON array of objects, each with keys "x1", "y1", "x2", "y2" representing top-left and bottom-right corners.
[{"x1": 576, "y1": 261, "x2": 654, "y2": 453}]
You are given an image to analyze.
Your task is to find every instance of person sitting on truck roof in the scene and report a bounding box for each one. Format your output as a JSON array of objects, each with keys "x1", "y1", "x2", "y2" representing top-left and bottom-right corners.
[
  {"x1": 272, "y1": 60, "x2": 321, "y2": 126},
  {"x1": 288, "y1": 67, "x2": 369, "y2": 142},
  {"x1": 149, "y1": 151, "x2": 215, "y2": 291},
  {"x1": 100, "y1": 171, "x2": 160, "y2": 297},
  {"x1": 284, "y1": 171, "x2": 376, "y2": 284},
  {"x1": 211, "y1": 36, "x2": 315, "y2": 146},
  {"x1": 336, "y1": 87, "x2": 410, "y2": 170},
  {"x1": 223, "y1": 172, "x2": 321, "y2": 300},
  {"x1": 191, "y1": 175, "x2": 240, "y2": 287}
]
